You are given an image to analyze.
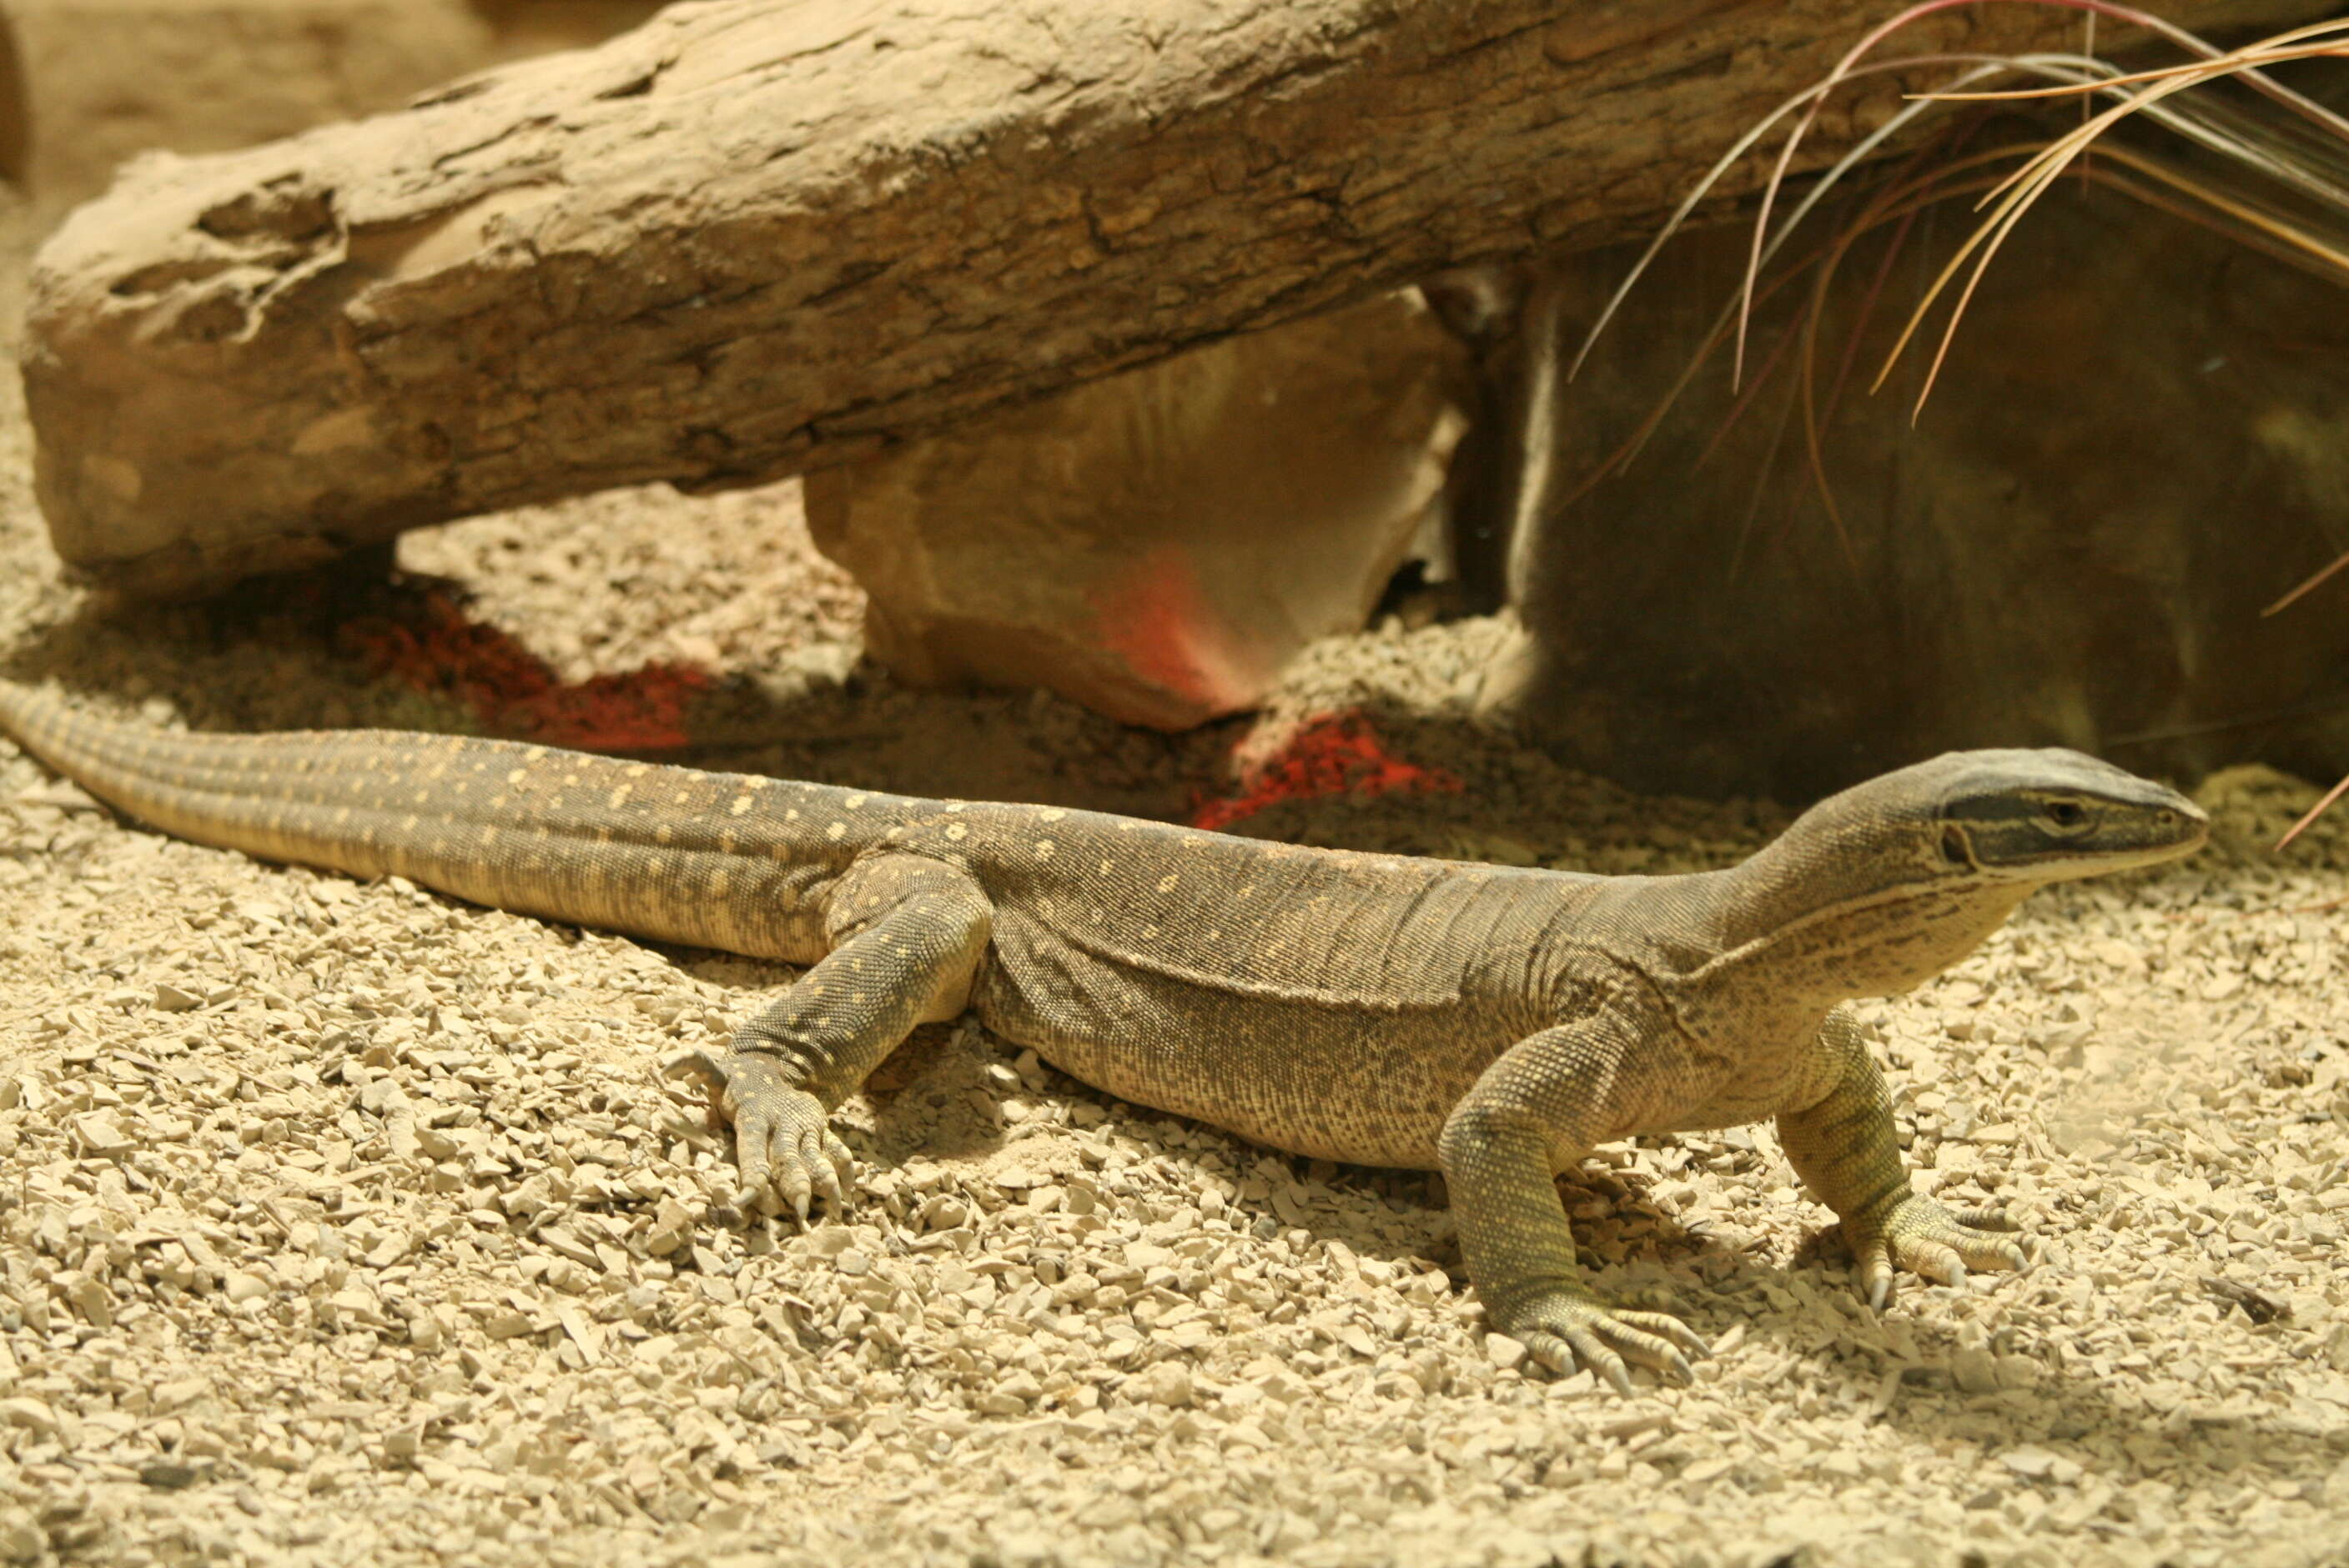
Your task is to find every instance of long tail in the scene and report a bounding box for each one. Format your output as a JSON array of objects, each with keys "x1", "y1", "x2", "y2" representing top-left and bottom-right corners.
[
  {"x1": 0, "y1": 679, "x2": 450, "y2": 879},
  {"x1": 0, "y1": 681, "x2": 853, "y2": 959}
]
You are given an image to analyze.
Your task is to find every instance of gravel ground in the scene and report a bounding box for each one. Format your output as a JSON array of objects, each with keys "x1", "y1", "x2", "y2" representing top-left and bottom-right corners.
[{"x1": 2, "y1": 195, "x2": 2347, "y2": 1567}]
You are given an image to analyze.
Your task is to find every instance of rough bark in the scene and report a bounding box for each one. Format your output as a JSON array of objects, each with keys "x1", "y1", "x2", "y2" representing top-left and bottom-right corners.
[{"x1": 23, "y1": 0, "x2": 2329, "y2": 595}]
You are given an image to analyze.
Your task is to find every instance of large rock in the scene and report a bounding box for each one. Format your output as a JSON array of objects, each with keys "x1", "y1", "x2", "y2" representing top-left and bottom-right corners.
[
  {"x1": 805, "y1": 294, "x2": 1468, "y2": 728},
  {"x1": 1461, "y1": 172, "x2": 2349, "y2": 800}
]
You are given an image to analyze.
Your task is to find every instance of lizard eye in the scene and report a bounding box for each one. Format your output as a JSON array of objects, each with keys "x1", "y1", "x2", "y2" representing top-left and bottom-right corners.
[
  {"x1": 1940, "y1": 826, "x2": 1970, "y2": 866},
  {"x1": 2044, "y1": 800, "x2": 2089, "y2": 831}
]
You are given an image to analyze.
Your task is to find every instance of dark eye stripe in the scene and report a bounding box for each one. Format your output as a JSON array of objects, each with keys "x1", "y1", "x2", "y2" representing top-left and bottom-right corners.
[{"x1": 1950, "y1": 797, "x2": 2049, "y2": 827}]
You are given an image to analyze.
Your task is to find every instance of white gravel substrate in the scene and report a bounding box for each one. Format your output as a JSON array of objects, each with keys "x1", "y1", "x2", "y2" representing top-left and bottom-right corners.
[{"x1": 0, "y1": 217, "x2": 2345, "y2": 1568}]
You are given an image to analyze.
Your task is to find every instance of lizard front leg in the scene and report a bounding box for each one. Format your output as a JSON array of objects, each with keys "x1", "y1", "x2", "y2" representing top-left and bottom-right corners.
[
  {"x1": 686, "y1": 854, "x2": 992, "y2": 1222},
  {"x1": 1777, "y1": 1008, "x2": 2028, "y2": 1309},
  {"x1": 1439, "y1": 1023, "x2": 1709, "y2": 1394}
]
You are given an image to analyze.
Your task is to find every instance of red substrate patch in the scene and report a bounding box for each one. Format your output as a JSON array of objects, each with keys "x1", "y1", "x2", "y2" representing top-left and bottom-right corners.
[
  {"x1": 1190, "y1": 711, "x2": 1460, "y2": 832},
  {"x1": 344, "y1": 590, "x2": 712, "y2": 751}
]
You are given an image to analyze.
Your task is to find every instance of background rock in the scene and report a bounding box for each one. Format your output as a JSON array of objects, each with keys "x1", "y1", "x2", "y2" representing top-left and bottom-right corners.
[
  {"x1": 805, "y1": 293, "x2": 1468, "y2": 728},
  {"x1": 1464, "y1": 171, "x2": 2349, "y2": 800}
]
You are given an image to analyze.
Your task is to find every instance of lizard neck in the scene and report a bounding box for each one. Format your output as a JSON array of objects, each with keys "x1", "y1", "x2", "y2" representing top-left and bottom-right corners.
[{"x1": 1698, "y1": 824, "x2": 2035, "y2": 1003}]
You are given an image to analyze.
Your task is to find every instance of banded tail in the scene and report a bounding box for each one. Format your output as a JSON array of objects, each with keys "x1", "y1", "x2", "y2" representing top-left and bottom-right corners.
[{"x1": 0, "y1": 681, "x2": 887, "y2": 960}]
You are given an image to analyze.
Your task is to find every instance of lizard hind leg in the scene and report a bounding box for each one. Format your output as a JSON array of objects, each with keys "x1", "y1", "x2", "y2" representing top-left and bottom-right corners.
[{"x1": 695, "y1": 853, "x2": 993, "y2": 1224}]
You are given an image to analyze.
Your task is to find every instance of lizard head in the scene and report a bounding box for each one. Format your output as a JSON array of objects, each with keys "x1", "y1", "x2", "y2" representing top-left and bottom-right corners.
[
  {"x1": 1921, "y1": 748, "x2": 2208, "y2": 884},
  {"x1": 1729, "y1": 748, "x2": 2208, "y2": 999}
]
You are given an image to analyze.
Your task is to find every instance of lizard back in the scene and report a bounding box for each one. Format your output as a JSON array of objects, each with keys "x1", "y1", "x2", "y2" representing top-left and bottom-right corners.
[{"x1": 931, "y1": 806, "x2": 1619, "y2": 1165}]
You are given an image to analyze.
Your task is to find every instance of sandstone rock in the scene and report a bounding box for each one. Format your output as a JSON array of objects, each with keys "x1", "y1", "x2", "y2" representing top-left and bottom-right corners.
[{"x1": 805, "y1": 294, "x2": 1469, "y2": 728}]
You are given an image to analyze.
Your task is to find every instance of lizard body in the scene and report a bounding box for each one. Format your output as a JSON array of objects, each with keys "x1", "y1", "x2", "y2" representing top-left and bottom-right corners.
[{"x1": 0, "y1": 681, "x2": 2206, "y2": 1390}]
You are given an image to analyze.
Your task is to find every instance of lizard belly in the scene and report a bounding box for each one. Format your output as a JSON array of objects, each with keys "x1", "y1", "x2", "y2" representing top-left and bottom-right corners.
[{"x1": 972, "y1": 952, "x2": 1510, "y2": 1170}]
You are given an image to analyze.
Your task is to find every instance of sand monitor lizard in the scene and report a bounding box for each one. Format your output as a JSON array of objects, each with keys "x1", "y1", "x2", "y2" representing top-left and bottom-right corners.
[{"x1": 0, "y1": 681, "x2": 2208, "y2": 1391}]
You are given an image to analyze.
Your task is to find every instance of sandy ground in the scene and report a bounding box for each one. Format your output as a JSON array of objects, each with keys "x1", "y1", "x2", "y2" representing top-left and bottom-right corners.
[{"x1": 0, "y1": 198, "x2": 2346, "y2": 1567}]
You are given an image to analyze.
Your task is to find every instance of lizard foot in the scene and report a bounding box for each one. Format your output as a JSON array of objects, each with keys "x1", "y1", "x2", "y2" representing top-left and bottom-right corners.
[
  {"x1": 1498, "y1": 1289, "x2": 1709, "y2": 1396},
  {"x1": 1849, "y1": 1194, "x2": 2029, "y2": 1309},
  {"x1": 671, "y1": 1048, "x2": 855, "y2": 1225}
]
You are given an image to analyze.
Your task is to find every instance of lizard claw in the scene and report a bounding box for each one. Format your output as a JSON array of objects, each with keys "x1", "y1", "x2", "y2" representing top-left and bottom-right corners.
[
  {"x1": 1850, "y1": 1195, "x2": 2029, "y2": 1309},
  {"x1": 689, "y1": 1048, "x2": 858, "y2": 1224},
  {"x1": 1500, "y1": 1290, "x2": 1708, "y2": 1395}
]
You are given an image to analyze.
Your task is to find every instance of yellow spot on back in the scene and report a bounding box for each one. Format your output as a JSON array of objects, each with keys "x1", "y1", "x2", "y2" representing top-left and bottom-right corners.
[
  {"x1": 1035, "y1": 839, "x2": 1056, "y2": 859},
  {"x1": 626, "y1": 763, "x2": 651, "y2": 777},
  {"x1": 845, "y1": 794, "x2": 866, "y2": 809},
  {"x1": 506, "y1": 768, "x2": 528, "y2": 785},
  {"x1": 946, "y1": 823, "x2": 968, "y2": 842},
  {"x1": 673, "y1": 789, "x2": 692, "y2": 805},
  {"x1": 1099, "y1": 860, "x2": 1113, "y2": 875},
  {"x1": 730, "y1": 794, "x2": 753, "y2": 816},
  {"x1": 609, "y1": 785, "x2": 633, "y2": 809},
  {"x1": 1041, "y1": 807, "x2": 1066, "y2": 822},
  {"x1": 827, "y1": 822, "x2": 846, "y2": 841},
  {"x1": 1158, "y1": 873, "x2": 1178, "y2": 892},
  {"x1": 944, "y1": 802, "x2": 968, "y2": 814},
  {"x1": 656, "y1": 825, "x2": 675, "y2": 845},
  {"x1": 785, "y1": 808, "x2": 800, "y2": 822},
  {"x1": 481, "y1": 826, "x2": 500, "y2": 847}
]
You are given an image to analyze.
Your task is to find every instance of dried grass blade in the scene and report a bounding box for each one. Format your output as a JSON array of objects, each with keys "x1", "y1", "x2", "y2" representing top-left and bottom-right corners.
[{"x1": 2277, "y1": 771, "x2": 2349, "y2": 851}]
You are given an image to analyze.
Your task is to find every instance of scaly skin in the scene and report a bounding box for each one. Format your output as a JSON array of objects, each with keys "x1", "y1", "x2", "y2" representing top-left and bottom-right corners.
[{"x1": 0, "y1": 681, "x2": 2208, "y2": 1391}]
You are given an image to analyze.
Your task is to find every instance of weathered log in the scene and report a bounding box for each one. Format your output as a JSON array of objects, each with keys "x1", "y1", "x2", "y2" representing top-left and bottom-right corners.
[{"x1": 23, "y1": 0, "x2": 2328, "y2": 596}]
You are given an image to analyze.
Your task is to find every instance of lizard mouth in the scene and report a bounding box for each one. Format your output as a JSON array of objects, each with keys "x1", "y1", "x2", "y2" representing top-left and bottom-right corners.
[{"x1": 2001, "y1": 814, "x2": 2209, "y2": 879}]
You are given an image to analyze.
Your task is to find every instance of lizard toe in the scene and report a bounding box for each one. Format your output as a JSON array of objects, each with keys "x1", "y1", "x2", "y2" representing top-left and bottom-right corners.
[
  {"x1": 1903, "y1": 1244, "x2": 1967, "y2": 1289},
  {"x1": 799, "y1": 1124, "x2": 850, "y2": 1215},
  {"x1": 1944, "y1": 1212, "x2": 2030, "y2": 1274},
  {"x1": 1853, "y1": 1193, "x2": 2035, "y2": 1301},
  {"x1": 1613, "y1": 1308, "x2": 1710, "y2": 1360},
  {"x1": 823, "y1": 1133, "x2": 858, "y2": 1207},
  {"x1": 1572, "y1": 1336, "x2": 1636, "y2": 1398},
  {"x1": 705, "y1": 1053, "x2": 842, "y2": 1223},
  {"x1": 1863, "y1": 1249, "x2": 1896, "y2": 1312},
  {"x1": 1504, "y1": 1293, "x2": 1702, "y2": 1393},
  {"x1": 1524, "y1": 1328, "x2": 1634, "y2": 1395}
]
